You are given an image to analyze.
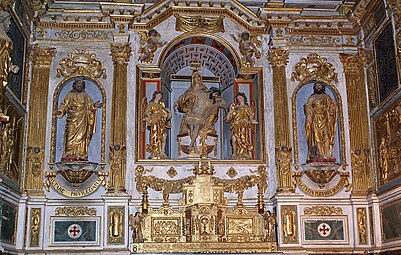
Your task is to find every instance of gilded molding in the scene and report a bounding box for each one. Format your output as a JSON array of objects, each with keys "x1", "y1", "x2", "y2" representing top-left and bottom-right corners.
[
  {"x1": 29, "y1": 208, "x2": 41, "y2": 247},
  {"x1": 357, "y1": 208, "x2": 368, "y2": 245},
  {"x1": 303, "y1": 205, "x2": 343, "y2": 216},
  {"x1": 111, "y1": 43, "x2": 132, "y2": 65},
  {"x1": 55, "y1": 206, "x2": 97, "y2": 217},
  {"x1": 175, "y1": 14, "x2": 225, "y2": 33},
  {"x1": 56, "y1": 49, "x2": 107, "y2": 79},
  {"x1": 291, "y1": 53, "x2": 338, "y2": 84}
]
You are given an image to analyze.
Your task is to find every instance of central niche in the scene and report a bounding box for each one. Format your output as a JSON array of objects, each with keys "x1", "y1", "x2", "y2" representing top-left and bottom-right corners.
[{"x1": 136, "y1": 36, "x2": 263, "y2": 161}]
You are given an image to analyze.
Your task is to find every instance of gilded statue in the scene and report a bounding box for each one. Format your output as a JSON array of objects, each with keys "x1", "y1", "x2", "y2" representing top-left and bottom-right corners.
[
  {"x1": 276, "y1": 146, "x2": 293, "y2": 189},
  {"x1": 0, "y1": 108, "x2": 9, "y2": 123},
  {"x1": 0, "y1": 12, "x2": 19, "y2": 92},
  {"x1": 138, "y1": 29, "x2": 166, "y2": 63},
  {"x1": 143, "y1": 91, "x2": 172, "y2": 159},
  {"x1": 231, "y1": 31, "x2": 261, "y2": 67},
  {"x1": 56, "y1": 79, "x2": 102, "y2": 162},
  {"x1": 226, "y1": 92, "x2": 257, "y2": 160},
  {"x1": 129, "y1": 212, "x2": 144, "y2": 243},
  {"x1": 379, "y1": 137, "x2": 389, "y2": 183},
  {"x1": 175, "y1": 70, "x2": 226, "y2": 154},
  {"x1": 0, "y1": 115, "x2": 19, "y2": 181},
  {"x1": 304, "y1": 82, "x2": 337, "y2": 163},
  {"x1": 264, "y1": 210, "x2": 277, "y2": 242},
  {"x1": 351, "y1": 149, "x2": 371, "y2": 191},
  {"x1": 357, "y1": 210, "x2": 367, "y2": 244}
]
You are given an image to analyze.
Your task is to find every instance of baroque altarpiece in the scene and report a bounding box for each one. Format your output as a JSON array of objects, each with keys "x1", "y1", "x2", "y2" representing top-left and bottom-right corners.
[{"x1": 1, "y1": 0, "x2": 401, "y2": 254}]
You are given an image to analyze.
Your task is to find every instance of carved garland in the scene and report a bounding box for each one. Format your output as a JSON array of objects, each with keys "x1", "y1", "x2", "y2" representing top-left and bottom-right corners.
[
  {"x1": 55, "y1": 206, "x2": 96, "y2": 216},
  {"x1": 303, "y1": 205, "x2": 343, "y2": 216}
]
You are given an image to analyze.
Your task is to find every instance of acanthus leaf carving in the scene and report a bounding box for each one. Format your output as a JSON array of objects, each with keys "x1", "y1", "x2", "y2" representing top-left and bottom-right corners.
[{"x1": 303, "y1": 205, "x2": 343, "y2": 216}]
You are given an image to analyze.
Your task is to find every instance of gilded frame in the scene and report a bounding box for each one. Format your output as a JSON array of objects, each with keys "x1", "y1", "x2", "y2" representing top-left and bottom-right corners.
[{"x1": 49, "y1": 216, "x2": 101, "y2": 246}]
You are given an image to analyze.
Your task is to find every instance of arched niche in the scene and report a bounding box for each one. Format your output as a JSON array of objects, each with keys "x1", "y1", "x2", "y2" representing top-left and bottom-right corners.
[
  {"x1": 50, "y1": 77, "x2": 106, "y2": 166},
  {"x1": 136, "y1": 34, "x2": 265, "y2": 162},
  {"x1": 292, "y1": 79, "x2": 346, "y2": 169}
]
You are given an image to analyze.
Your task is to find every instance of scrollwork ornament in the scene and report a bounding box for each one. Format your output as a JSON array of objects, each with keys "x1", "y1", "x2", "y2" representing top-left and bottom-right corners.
[
  {"x1": 55, "y1": 206, "x2": 96, "y2": 217},
  {"x1": 303, "y1": 205, "x2": 343, "y2": 216},
  {"x1": 55, "y1": 30, "x2": 113, "y2": 41},
  {"x1": 291, "y1": 53, "x2": 338, "y2": 83},
  {"x1": 56, "y1": 49, "x2": 106, "y2": 79},
  {"x1": 111, "y1": 43, "x2": 131, "y2": 65},
  {"x1": 268, "y1": 47, "x2": 289, "y2": 68}
]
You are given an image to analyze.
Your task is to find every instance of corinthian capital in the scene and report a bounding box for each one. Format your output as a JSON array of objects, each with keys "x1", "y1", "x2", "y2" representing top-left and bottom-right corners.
[
  {"x1": 111, "y1": 43, "x2": 132, "y2": 65},
  {"x1": 31, "y1": 46, "x2": 56, "y2": 67},
  {"x1": 340, "y1": 49, "x2": 366, "y2": 73},
  {"x1": 268, "y1": 47, "x2": 289, "y2": 67}
]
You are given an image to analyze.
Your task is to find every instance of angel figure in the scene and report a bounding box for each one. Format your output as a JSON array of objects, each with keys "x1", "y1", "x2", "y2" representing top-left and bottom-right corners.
[
  {"x1": 142, "y1": 91, "x2": 172, "y2": 159},
  {"x1": 138, "y1": 29, "x2": 167, "y2": 63},
  {"x1": 129, "y1": 212, "x2": 144, "y2": 243},
  {"x1": 226, "y1": 92, "x2": 257, "y2": 160},
  {"x1": 231, "y1": 31, "x2": 261, "y2": 67}
]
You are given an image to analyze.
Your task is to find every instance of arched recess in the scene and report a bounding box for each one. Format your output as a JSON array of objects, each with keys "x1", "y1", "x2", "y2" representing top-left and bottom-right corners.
[
  {"x1": 137, "y1": 33, "x2": 264, "y2": 162},
  {"x1": 50, "y1": 77, "x2": 106, "y2": 166}
]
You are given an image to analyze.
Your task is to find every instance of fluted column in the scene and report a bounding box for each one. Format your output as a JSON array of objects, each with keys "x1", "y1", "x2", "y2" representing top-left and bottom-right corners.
[
  {"x1": 108, "y1": 43, "x2": 131, "y2": 193},
  {"x1": 25, "y1": 46, "x2": 56, "y2": 195},
  {"x1": 340, "y1": 50, "x2": 372, "y2": 195},
  {"x1": 268, "y1": 47, "x2": 293, "y2": 192}
]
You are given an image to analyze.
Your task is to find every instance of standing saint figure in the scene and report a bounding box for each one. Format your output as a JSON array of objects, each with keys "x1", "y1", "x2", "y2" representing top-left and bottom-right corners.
[
  {"x1": 143, "y1": 91, "x2": 171, "y2": 159},
  {"x1": 0, "y1": 11, "x2": 19, "y2": 92},
  {"x1": 226, "y1": 92, "x2": 257, "y2": 160},
  {"x1": 56, "y1": 79, "x2": 102, "y2": 162},
  {"x1": 304, "y1": 82, "x2": 337, "y2": 163}
]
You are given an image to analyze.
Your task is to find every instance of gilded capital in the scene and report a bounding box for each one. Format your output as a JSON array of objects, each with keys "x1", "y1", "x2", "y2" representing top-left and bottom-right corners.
[
  {"x1": 340, "y1": 49, "x2": 366, "y2": 73},
  {"x1": 111, "y1": 43, "x2": 131, "y2": 65},
  {"x1": 268, "y1": 47, "x2": 289, "y2": 67},
  {"x1": 31, "y1": 46, "x2": 56, "y2": 67}
]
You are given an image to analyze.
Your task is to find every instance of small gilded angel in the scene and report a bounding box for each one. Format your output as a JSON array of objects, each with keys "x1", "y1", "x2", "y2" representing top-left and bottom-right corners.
[
  {"x1": 231, "y1": 31, "x2": 261, "y2": 67},
  {"x1": 138, "y1": 29, "x2": 167, "y2": 63}
]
